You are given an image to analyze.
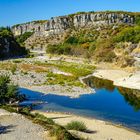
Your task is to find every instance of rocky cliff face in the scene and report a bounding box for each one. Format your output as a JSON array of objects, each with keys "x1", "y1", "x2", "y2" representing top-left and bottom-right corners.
[
  {"x1": 0, "y1": 28, "x2": 28, "y2": 58},
  {"x1": 12, "y1": 12, "x2": 134, "y2": 37}
]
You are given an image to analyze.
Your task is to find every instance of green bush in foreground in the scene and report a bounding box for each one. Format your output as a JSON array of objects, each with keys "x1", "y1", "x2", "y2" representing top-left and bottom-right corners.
[
  {"x1": 33, "y1": 113, "x2": 55, "y2": 125},
  {"x1": 0, "y1": 75, "x2": 22, "y2": 104},
  {"x1": 50, "y1": 124, "x2": 79, "y2": 140},
  {"x1": 66, "y1": 121, "x2": 87, "y2": 132}
]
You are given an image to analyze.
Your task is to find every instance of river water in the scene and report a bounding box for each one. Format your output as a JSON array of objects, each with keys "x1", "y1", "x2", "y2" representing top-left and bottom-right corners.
[{"x1": 20, "y1": 76, "x2": 140, "y2": 132}]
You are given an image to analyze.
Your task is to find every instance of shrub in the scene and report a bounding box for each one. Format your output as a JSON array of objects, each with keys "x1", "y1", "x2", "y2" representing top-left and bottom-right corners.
[
  {"x1": 0, "y1": 27, "x2": 13, "y2": 37},
  {"x1": 16, "y1": 32, "x2": 33, "y2": 44},
  {"x1": 94, "y1": 39, "x2": 116, "y2": 62},
  {"x1": 46, "y1": 44, "x2": 72, "y2": 55},
  {"x1": 11, "y1": 64, "x2": 17, "y2": 74},
  {"x1": 19, "y1": 107, "x2": 31, "y2": 115},
  {"x1": 66, "y1": 121, "x2": 87, "y2": 132},
  {"x1": 114, "y1": 26, "x2": 140, "y2": 43},
  {"x1": 49, "y1": 125, "x2": 77, "y2": 140},
  {"x1": 0, "y1": 75, "x2": 21, "y2": 104},
  {"x1": 33, "y1": 113, "x2": 55, "y2": 125},
  {"x1": 65, "y1": 36, "x2": 78, "y2": 44}
]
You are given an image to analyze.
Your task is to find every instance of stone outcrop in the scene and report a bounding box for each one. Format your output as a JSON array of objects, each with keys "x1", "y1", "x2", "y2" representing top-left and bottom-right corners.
[
  {"x1": 0, "y1": 28, "x2": 27, "y2": 58},
  {"x1": 12, "y1": 12, "x2": 135, "y2": 37}
]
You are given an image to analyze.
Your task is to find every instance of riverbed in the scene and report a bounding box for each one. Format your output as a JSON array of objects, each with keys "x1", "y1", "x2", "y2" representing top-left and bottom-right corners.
[{"x1": 20, "y1": 76, "x2": 140, "y2": 132}]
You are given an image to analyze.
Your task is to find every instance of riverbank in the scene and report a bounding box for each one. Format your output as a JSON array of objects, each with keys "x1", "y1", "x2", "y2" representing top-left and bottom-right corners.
[
  {"x1": 0, "y1": 109, "x2": 46, "y2": 140},
  {"x1": 0, "y1": 59, "x2": 95, "y2": 98},
  {"x1": 92, "y1": 69, "x2": 140, "y2": 91},
  {"x1": 33, "y1": 111, "x2": 140, "y2": 140},
  {"x1": 22, "y1": 85, "x2": 94, "y2": 98}
]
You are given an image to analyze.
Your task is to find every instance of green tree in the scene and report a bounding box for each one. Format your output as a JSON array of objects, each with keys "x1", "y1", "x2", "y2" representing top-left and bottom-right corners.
[{"x1": 0, "y1": 75, "x2": 22, "y2": 104}]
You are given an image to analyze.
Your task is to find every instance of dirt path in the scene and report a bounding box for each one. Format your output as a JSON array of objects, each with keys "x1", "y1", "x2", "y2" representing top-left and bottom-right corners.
[{"x1": 0, "y1": 109, "x2": 46, "y2": 140}]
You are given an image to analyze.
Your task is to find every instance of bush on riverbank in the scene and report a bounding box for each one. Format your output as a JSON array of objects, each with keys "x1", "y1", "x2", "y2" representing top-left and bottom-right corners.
[
  {"x1": 66, "y1": 121, "x2": 87, "y2": 132},
  {"x1": 0, "y1": 75, "x2": 24, "y2": 104}
]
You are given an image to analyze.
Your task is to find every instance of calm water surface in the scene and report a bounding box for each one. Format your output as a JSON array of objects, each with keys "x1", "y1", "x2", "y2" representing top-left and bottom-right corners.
[{"x1": 20, "y1": 76, "x2": 140, "y2": 132}]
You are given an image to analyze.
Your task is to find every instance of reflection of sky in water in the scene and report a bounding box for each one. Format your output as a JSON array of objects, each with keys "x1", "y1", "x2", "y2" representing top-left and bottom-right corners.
[{"x1": 20, "y1": 87, "x2": 140, "y2": 132}]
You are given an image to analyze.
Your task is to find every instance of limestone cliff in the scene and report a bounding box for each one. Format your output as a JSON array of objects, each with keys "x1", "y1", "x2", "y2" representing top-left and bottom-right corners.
[{"x1": 12, "y1": 12, "x2": 134, "y2": 37}]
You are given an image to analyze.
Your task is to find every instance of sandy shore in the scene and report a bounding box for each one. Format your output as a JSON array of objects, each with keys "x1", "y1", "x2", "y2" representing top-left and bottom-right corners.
[
  {"x1": 92, "y1": 69, "x2": 140, "y2": 90},
  {"x1": 34, "y1": 111, "x2": 140, "y2": 140}
]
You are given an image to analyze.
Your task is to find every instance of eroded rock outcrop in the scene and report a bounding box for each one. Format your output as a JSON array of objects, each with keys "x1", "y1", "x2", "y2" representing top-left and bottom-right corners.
[{"x1": 12, "y1": 12, "x2": 134, "y2": 37}]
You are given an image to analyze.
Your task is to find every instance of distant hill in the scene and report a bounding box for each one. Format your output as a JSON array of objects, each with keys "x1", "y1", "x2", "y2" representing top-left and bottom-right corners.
[{"x1": 11, "y1": 11, "x2": 140, "y2": 67}]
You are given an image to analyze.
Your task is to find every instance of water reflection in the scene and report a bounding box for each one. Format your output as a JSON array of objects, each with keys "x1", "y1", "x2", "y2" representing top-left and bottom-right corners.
[
  {"x1": 118, "y1": 87, "x2": 140, "y2": 111},
  {"x1": 83, "y1": 76, "x2": 140, "y2": 111},
  {"x1": 83, "y1": 76, "x2": 115, "y2": 91}
]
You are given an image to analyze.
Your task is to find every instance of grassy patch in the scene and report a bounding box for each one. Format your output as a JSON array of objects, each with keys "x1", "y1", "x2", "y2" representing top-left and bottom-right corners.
[
  {"x1": 46, "y1": 72, "x2": 83, "y2": 87},
  {"x1": 66, "y1": 121, "x2": 87, "y2": 132},
  {"x1": 19, "y1": 63, "x2": 48, "y2": 73},
  {"x1": 35, "y1": 61, "x2": 95, "y2": 87},
  {"x1": 35, "y1": 61, "x2": 95, "y2": 77},
  {"x1": 0, "y1": 62, "x2": 16, "y2": 71},
  {"x1": 33, "y1": 113, "x2": 55, "y2": 125}
]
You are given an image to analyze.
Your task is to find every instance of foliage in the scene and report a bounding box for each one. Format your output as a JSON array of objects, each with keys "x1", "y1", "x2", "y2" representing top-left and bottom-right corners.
[
  {"x1": 35, "y1": 61, "x2": 95, "y2": 87},
  {"x1": 0, "y1": 75, "x2": 22, "y2": 104},
  {"x1": 33, "y1": 113, "x2": 55, "y2": 125},
  {"x1": 11, "y1": 64, "x2": 17, "y2": 74},
  {"x1": 16, "y1": 32, "x2": 33, "y2": 45},
  {"x1": 46, "y1": 72, "x2": 83, "y2": 87},
  {"x1": 135, "y1": 16, "x2": 140, "y2": 25},
  {"x1": 18, "y1": 107, "x2": 31, "y2": 115},
  {"x1": 36, "y1": 61, "x2": 95, "y2": 77},
  {"x1": 47, "y1": 44, "x2": 72, "y2": 55},
  {"x1": 94, "y1": 39, "x2": 116, "y2": 62},
  {"x1": 49, "y1": 124, "x2": 79, "y2": 140},
  {"x1": 65, "y1": 36, "x2": 79, "y2": 44},
  {"x1": 66, "y1": 121, "x2": 87, "y2": 132},
  {"x1": 0, "y1": 27, "x2": 13, "y2": 37},
  {"x1": 114, "y1": 26, "x2": 140, "y2": 43}
]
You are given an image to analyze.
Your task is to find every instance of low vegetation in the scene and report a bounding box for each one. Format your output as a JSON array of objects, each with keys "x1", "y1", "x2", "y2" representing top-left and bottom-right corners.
[
  {"x1": 66, "y1": 121, "x2": 87, "y2": 132},
  {"x1": 46, "y1": 72, "x2": 83, "y2": 87},
  {"x1": 0, "y1": 75, "x2": 24, "y2": 104},
  {"x1": 35, "y1": 61, "x2": 95, "y2": 87},
  {"x1": 16, "y1": 31, "x2": 33, "y2": 45},
  {"x1": 114, "y1": 26, "x2": 140, "y2": 43}
]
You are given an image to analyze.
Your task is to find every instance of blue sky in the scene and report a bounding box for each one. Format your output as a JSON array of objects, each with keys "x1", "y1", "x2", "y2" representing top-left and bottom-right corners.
[{"x1": 0, "y1": 0, "x2": 140, "y2": 26}]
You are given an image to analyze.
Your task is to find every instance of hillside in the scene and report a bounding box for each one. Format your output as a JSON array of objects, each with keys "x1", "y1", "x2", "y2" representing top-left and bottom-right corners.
[{"x1": 11, "y1": 11, "x2": 140, "y2": 68}]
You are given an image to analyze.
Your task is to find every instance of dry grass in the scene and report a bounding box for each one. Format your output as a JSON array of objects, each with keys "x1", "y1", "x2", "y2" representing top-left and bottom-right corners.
[
  {"x1": 0, "y1": 62, "x2": 16, "y2": 70},
  {"x1": 19, "y1": 63, "x2": 49, "y2": 73}
]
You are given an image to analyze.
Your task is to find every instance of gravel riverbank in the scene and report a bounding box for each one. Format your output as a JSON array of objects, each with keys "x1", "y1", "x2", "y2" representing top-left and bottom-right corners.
[{"x1": 0, "y1": 109, "x2": 46, "y2": 140}]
